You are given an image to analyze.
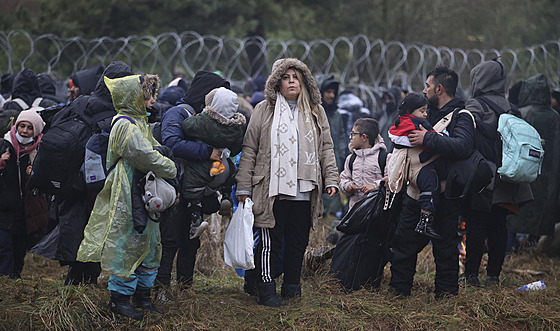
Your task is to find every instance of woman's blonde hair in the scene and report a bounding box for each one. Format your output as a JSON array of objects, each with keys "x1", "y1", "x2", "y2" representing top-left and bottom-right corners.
[{"x1": 290, "y1": 68, "x2": 320, "y2": 120}]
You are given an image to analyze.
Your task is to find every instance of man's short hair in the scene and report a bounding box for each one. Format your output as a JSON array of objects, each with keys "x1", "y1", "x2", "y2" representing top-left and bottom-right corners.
[
  {"x1": 427, "y1": 67, "x2": 458, "y2": 98},
  {"x1": 353, "y1": 118, "x2": 379, "y2": 146}
]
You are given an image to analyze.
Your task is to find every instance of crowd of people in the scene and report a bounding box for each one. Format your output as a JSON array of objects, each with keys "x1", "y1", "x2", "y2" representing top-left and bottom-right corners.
[{"x1": 0, "y1": 57, "x2": 559, "y2": 319}]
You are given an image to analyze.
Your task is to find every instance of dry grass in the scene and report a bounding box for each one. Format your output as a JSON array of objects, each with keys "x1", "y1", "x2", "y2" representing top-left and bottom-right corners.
[{"x1": 1, "y1": 214, "x2": 560, "y2": 330}]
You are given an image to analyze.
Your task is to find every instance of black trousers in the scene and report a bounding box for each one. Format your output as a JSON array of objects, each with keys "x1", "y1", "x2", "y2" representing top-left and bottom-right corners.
[
  {"x1": 463, "y1": 205, "x2": 509, "y2": 278},
  {"x1": 11, "y1": 231, "x2": 27, "y2": 278},
  {"x1": 390, "y1": 194, "x2": 459, "y2": 296},
  {"x1": 255, "y1": 200, "x2": 311, "y2": 285},
  {"x1": 65, "y1": 261, "x2": 101, "y2": 285},
  {"x1": 156, "y1": 203, "x2": 200, "y2": 287}
]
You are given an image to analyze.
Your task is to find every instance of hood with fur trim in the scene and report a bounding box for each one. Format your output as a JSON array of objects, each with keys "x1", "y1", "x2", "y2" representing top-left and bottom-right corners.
[
  {"x1": 203, "y1": 87, "x2": 246, "y2": 126},
  {"x1": 142, "y1": 74, "x2": 160, "y2": 101},
  {"x1": 264, "y1": 58, "x2": 321, "y2": 111}
]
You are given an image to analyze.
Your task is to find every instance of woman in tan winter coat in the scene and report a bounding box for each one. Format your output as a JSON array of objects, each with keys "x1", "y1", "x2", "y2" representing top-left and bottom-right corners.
[{"x1": 236, "y1": 58, "x2": 339, "y2": 306}]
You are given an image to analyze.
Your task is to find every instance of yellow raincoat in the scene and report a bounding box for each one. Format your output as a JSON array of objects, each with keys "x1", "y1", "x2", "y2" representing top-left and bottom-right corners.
[{"x1": 77, "y1": 75, "x2": 176, "y2": 277}]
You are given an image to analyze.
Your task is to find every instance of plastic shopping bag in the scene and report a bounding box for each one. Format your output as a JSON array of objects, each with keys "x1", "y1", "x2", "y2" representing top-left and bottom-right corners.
[{"x1": 224, "y1": 198, "x2": 255, "y2": 270}]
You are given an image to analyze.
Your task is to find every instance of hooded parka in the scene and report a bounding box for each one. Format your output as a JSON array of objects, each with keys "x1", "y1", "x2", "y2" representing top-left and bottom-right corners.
[
  {"x1": 235, "y1": 58, "x2": 339, "y2": 229},
  {"x1": 507, "y1": 74, "x2": 560, "y2": 235},
  {"x1": 77, "y1": 75, "x2": 176, "y2": 277}
]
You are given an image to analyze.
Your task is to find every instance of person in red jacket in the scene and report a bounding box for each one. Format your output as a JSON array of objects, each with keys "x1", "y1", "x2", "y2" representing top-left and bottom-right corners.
[{"x1": 388, "y1": 92, "x2": 441, "y2": 238}]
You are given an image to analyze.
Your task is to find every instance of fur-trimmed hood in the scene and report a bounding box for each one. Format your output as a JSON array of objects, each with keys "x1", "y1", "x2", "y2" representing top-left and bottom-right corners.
[
  {"x1": 264, "y1": 58, "x2": 322, "y2": 111},
  {"x1": 142, "y1": 74, "x2": 160, "y2": 100},
  {"x1": 203, "y1": 87, "x2": 246, "y2": 126}
]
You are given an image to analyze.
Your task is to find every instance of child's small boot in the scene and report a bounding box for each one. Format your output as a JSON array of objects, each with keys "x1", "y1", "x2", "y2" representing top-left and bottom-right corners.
[{"x1": 187, "y1": 201, "x2": 208, "y2": 239}]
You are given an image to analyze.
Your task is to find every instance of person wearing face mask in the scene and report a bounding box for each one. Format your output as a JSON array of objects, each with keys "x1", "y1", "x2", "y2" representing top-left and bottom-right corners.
[{"x1": 0, "y1": 108, "x2": 47, "y2": 278}]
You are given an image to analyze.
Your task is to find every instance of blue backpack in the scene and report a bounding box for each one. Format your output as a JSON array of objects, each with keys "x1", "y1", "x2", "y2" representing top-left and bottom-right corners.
[
  {"x1": 83, "y1": 116, "x2": 136, "y2": 192},
  {"x1": 497, "y1": 113, "x2": 544, "y2": 183}
]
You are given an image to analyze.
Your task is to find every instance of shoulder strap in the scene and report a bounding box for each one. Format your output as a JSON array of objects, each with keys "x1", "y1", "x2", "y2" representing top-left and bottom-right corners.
[
  {"x1": 11, "y1": 98, "x2": 29, "y2": 110},
  {"x1": 348, "y1": 149, "x2": 388, "y2": 176},
  {"x1": 457, "y1": 109, "x2": 476, "y2": 128},
  {"x1": 348, "y1": 152, "x2": 357, "y2": 174},
  {"x1": 476, "y1": 96, "x2": 506, "y2": 116},
  {"x1": 378, "y1": 149, "x2": 388, "y2": 176},
  {"x1": 113, "y1": 115, "x2": 136, "y2": 126},
  {"x1": 178, "y1": 103, "x2": 195, "y2": 116},
  {"x1": 106, "y1": 116, "x2": 136, "y2": 174},
  {"x1": 432, "y1": 109, "x2": 456, "y2": 132},
  {"x1": 32, "y1": 98, "x2": 43, "y2": 108}
]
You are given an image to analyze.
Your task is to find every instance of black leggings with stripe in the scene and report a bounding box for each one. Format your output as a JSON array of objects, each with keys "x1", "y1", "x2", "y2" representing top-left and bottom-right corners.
[{"x1": 255, "y1": 199, "x2": 311, "y2": 284}]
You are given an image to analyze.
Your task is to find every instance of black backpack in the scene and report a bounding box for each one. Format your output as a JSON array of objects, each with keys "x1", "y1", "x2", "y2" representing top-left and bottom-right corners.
[
  {"x1": 474, "y1": 96, "x2": 520, "y2": 165},
  {"x1": 0, "y1": 108, "x2": 21, "y2": 137},
  {"x1": 38, "y1": 103, "x2": 65, "y2": 133},
  {"x1": 29, "y1": 96, "x2": 114, "y2": 198}
]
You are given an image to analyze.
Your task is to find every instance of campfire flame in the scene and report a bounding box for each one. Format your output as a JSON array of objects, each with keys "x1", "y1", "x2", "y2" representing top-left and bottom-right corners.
[{"x1": 458, "y1": 219, "x2": 467, "y2": 264}]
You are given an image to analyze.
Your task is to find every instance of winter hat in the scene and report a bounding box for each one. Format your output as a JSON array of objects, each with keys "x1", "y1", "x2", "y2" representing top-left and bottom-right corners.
[
  {"x1": 250, "y1": 75, "x2": 267, "y2": 92},
  {"x1": 183, "y1": 71, "x2": 230, "y2": 113},
  {"x1": 15, "y1": 108, "x2": 45, "y2": 137},
  {"x1": 250, "y1": 91, "x2": 265, "y2": 107},
  {"x1": 208, "y1": 87, "x2": 239, "y2": 119}
]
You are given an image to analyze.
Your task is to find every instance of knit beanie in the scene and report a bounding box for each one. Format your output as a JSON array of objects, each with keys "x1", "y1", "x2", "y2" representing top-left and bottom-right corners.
[
  {"x1": 209, "y1": 87, "x2": 239, "y2": 119},
  {"x1": 16, "y1": 108, "x2": 45, "y2": 137}
]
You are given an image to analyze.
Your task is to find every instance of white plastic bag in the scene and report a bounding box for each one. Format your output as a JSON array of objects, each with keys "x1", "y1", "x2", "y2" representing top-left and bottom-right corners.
[{"x1": 223, "y1": 198, "x2": 255, "y2": 270}]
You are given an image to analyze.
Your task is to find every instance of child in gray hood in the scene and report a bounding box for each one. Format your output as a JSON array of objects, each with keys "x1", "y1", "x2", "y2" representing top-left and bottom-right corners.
[{"x1": 181, "y1": 87, "x2": 246, "y2": 239}]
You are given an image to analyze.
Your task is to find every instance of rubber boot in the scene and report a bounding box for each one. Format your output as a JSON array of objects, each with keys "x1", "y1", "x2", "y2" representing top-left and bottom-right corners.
[
  {"x1": 64, "y1": 264, "x2": 84, "y2": 285},
  {"x1": 256, "y1": 281, "x2": 282, "y2": 307},
  {"x1": 280, "y1": 283, "x2": 301, "y2": 300},
  {"x1": 132, "y1": 287, "x2": 163, "y2": 314},
  {"x1": 415, "y1": 212, "x2": 441, "y2": 239},
  {"x1": 109, "y1": 291, "x2": 144, "y2": 320}
]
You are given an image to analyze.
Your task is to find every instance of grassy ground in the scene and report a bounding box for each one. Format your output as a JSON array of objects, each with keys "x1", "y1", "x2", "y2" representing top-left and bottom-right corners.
[{"x1": 1, "y1": 214, "x2": 560, "y2": 330}]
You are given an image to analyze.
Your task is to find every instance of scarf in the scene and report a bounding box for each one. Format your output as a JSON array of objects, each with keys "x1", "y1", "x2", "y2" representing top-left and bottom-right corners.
[
  {"x1": 269, "y1": 93, "x2": 319, "y2": 197},
  {"x1": 9, "y1": 126, "x2": 42, "y2": 197}
]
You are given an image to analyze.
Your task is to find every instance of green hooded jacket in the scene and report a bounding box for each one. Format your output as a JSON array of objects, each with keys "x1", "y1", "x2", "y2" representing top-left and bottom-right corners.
[
  {"x1": 180, "y1": 87, "x2": 245, "y2": 200},
  {"x1": 77, "y1": 75, "x2": 177, "y2": 277},
  {"x1": 507, "y1": 74, "x2": 560, "y2": 235}
]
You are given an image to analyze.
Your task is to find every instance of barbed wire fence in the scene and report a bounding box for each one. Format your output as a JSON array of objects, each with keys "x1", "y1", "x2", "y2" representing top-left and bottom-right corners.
[{"x1": 1, "y1": 30, "x2": 559, "y2": 112}]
